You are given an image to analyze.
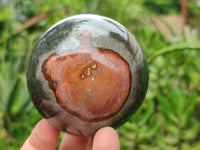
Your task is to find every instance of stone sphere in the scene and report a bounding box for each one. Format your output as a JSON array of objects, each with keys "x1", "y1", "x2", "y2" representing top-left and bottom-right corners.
[{"x1": 27, "y1": 14, "x2": 149, "y2": 137}]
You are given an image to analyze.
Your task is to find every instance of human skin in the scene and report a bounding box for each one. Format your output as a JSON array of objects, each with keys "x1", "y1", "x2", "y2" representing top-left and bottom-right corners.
[{"x1": 21, "y1": 119, "x2": 120, "y2": 150}]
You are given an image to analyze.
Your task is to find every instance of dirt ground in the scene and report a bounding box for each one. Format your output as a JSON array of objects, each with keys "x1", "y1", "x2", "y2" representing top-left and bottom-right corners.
[{"x1": 153, "y1": 15, "x2": 184, "y2": 40}]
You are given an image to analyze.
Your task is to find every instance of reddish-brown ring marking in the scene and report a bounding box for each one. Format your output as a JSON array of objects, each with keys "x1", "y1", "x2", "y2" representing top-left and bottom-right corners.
[{"x1": 41, "y1": 30, "x2": 131, "y2": 121}]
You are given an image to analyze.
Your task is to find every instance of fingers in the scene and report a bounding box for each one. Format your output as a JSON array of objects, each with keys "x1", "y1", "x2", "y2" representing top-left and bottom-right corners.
[
  {"x1": 59, "y1": 133, "x2": 89, "y2": 150},
  {"x1": 21, "y1": 119, "x2": 60, "y2": 150},
  {"x1": 92, "y1": 127, "x2": 120, "y2": 150},
  {"x1": 21, "y1": 119, "x2": 120, "y2": 150}
]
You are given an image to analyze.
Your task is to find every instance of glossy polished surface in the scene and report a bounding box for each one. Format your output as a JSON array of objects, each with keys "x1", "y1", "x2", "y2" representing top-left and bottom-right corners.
[
  {"x1": 41, "y1": 30, "x2": 131, "y2": 121},
  {"x1": 27, "y1": 14, "x2": 149, "y2": 136}
]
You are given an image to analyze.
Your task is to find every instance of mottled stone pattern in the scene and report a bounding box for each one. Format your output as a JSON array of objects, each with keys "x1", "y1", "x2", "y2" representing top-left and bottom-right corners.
[
  {"x1": 41, "y1": 30, "x2": 131, "y2": 121},
  {"x1": 27, "y1": 14, "x2": 149, "y2": 137}
]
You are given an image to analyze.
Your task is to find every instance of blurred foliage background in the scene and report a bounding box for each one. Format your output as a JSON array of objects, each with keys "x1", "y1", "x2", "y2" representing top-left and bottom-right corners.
[{"x1": 0, "y1": 0, "x2": 200, "y2": 149}]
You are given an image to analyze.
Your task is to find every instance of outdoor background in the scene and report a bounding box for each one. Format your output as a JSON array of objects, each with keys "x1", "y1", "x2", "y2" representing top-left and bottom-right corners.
[{"x1": 0, "y1": 0, "x2": 200, "y2": 149}]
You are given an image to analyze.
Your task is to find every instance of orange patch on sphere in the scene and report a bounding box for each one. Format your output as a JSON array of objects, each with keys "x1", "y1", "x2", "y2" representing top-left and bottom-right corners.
[{"x1": 42, "y1": 31, "x2": 131, "y2": 121}]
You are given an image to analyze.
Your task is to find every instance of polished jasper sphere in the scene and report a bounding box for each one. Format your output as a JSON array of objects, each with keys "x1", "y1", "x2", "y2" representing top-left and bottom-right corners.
[{"x1": 27, "y1": 14, "x2": 149, "y2": 137}]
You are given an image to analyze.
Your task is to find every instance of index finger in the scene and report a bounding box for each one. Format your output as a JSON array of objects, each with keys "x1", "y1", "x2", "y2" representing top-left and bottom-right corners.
[{"x1": 21, "y1": 119, "x2": 60, "y2": 150}]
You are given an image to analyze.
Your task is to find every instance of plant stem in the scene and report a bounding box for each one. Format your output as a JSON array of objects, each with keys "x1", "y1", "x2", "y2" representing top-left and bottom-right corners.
[
  {"x1": 148, "y1": 42, "x2": 200, "y2": 64},
  {"x1": 181, "y1": 0, "x2": 189, "y2": 28}
]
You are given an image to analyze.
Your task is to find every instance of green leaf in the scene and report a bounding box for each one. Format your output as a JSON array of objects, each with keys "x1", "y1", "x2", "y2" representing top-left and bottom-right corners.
[{"x1": 6, "y1": 75, "x2": 31, "y2": 120}]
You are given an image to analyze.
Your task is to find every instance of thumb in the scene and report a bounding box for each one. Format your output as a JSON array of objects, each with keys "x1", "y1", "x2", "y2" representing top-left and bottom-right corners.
[
  {"x1": 21, "y1": 119, "x2": 60, "y2": 150},
  {"x1": 92, "y1": 127, "x2": 120, "y2": 150}
]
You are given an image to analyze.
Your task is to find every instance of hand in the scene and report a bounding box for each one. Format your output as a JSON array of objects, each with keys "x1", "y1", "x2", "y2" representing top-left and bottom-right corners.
[{"x1": 21, "y1": 119, "x2": 120, "y2": 150}]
